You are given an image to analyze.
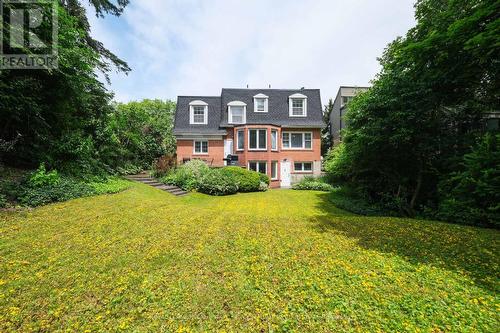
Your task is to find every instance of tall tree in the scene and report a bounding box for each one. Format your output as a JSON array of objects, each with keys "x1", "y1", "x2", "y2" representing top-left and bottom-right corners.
[{"x1": 321, "y1": 99, "x2": 334, "y2": 156}]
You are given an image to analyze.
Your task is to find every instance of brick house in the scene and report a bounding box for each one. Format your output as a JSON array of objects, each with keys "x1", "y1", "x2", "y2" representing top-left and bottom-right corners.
[{"x1": 173, "y1": 88, "x2": 324, "y2": 188}]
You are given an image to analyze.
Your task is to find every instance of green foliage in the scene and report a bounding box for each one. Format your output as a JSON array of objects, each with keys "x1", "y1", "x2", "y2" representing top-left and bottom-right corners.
[
  {"x1": 327, "y1": 187, "x2": 388, "y2": 216},
  {"x1": 28, "y1": 164, "x2": 60, "y2": 187},
  {"x1": 292, "y1": 176, "x2": 334, "y2": 191},
  {"x1": 18, "y1": 178, "x2": 94, "y2": 207},
  {"x1": 198, "y1": 168, "x2": 238, "y2": 196},
  {"x1": 258, "y1": 172, "x2": 270, "y2": 185},
  {"x1": 321, "y1": 98, "x2": 334, "y2": 155},
  {"x1": 223, "y1": 167, "x2": 261, "y2": 192},
  {"x1": 325, "y1": 0, "x2": 500, "y2": 223},
  {"x1": 88, "y1": 177, "x2": 132, "y2": 195},
  {"x1": 437, "y1": 133, "x2": 500, "y2": 226},
  {"x1": 163, "y1": 160, "x2": 209, "y2": 191},
  {"x1": 0, "y1": 194, "x2": 6, "y2": 208}
]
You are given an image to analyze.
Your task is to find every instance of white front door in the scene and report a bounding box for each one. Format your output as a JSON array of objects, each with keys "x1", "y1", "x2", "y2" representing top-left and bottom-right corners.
[
  {"x1": 224, "y1": 139, "x2": 233, "y2": 165},
  {"x1": 280, "y1": 161, "x2": 291, "y2": 187}
]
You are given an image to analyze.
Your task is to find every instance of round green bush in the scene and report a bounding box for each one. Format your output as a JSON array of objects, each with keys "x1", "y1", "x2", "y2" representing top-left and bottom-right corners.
[
  {"x1": 198, "y1": 168, "x2": 238, "y2": 196},
  {"x1": 223, "y1": 166, "x2": 260, "y2": 192}
]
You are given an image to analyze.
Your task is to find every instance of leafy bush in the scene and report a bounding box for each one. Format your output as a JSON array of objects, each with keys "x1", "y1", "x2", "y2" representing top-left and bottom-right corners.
[
  {"x1": 323, "y1": 143, "x2": 351, "y2": 184},
  {"x1": 0, "y1": 193, "x2": 6, "y2": 208},
  {"x1": 223, "y1": 166, "x2": 261, "y2": 192},
  {"x1": 259, "y1": 172, "x2": 270, "y2": 185},
  {"x1": 292, "y1": 178, "x2": 334, "y2": 191},
  {"x1": 18, "y1": 177, "x2": 94, "y2": 207},
  {"x1": 88, "y1": 177, "x2": 132, "y2": 195},
  {"x1": 259, "y1": 181, "x2": 269, "y2": 192},
  {"x1": 116, "y1": 163, "x2": 143, "y2": 176},
  {"x1": 327, "y1": 187, "x2": 389, "y2": 216},
  {"x1": 152, "y1": 154, "x2": 177, "y2": 177},
  {"x1": 28, "y1": 163, "x2": 60, "y2": 187},
  {"x1": 198, "y1": 168, "x2": 238, "y2": 196},
  {"x1": 163, "y1": 159, "x2": 209, "y2": 191},
  {"x1": 437, "y1": 133, "x2": 500, "y2": 227}
]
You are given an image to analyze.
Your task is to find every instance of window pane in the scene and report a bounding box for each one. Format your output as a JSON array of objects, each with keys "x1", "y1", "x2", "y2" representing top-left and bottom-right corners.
[
  {"x1": 303, "y1": 162, "x2": 312, "y2": 171},
  {"x1": 271, "y1": 161, "x2": 277, "y2": 179},
  {"x1": 249, "y1": 162, "x2": 257, "y2": 171},
  {"x1": 202, "y1": 141, "x2": 208, "y2": 153},
  {"x1": 304, "y1": 133, "x2": 312, "y2": 149},
  {"x1": 249, "y1": 130, "x2": 257, "y2": 149},
  {"x1": 294, "y1": 162, "x2": 302, "y2": 171},
  {"x1": 292, "y1": 99, "x2": 304, "y2": 116},
  {"x1": 282, "y1": 133, "x2": 290, "y2": 148},
  {"x1": 291, "y1": 133, "x2": 303, "y2": 148},
  {"x1": 194, "y1": 141, "x2": 201, "y2": 152},
  {"x1": 258, "y1": 129, "x2": 266, "y2": 149},
  {"x1": 237, "y1": 130, "x2": 244, "y2": 150},
  {"x1": 256, "y1": 99, "x2": 265, "y2": 111},
  {"x1": 271, "y1": 130, "x2": 277, "y2": 150},
  {"x1": 230, "y1": 106, "x2": 244, "y2": 123},
  {"x1": 258, "y1": 162, "x2": 266, "y2": 174},
  {"x1": 193, "y1": 106, "x2": 205, "y2": 123}
]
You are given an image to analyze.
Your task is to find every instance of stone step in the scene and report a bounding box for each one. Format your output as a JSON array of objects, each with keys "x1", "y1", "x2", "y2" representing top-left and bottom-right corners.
[
  {"x1": 125, "y1": 174, "x2": 188, "y2": 197},
  {"x1": 169, "y1": 189, "x2": 187, "y2": 195}
]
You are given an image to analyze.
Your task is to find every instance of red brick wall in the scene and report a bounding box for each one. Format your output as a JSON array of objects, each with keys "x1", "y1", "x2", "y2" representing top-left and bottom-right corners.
[{"x1": 176, "y1": 139, "x2": 225, "y2": 167}]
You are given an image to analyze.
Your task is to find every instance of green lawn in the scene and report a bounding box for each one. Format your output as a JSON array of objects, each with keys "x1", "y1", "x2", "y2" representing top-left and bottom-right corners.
[{"x1": 0, "y1": 183, "x2": 498, "y2": 332}]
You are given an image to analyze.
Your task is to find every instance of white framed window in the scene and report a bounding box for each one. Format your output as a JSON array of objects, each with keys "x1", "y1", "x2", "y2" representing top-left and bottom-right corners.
[
  {"x1": 271, "y1": 130, "x2": 278, "y2": 150},
  {"x1": 289, "y1": 93, "x2": 307, "y2": 117},
  {"x1": 271, "y1": 161, "x2": 278, "y2": 180},
  {"x1": 282, "y1": 132, "x2": 312, "y2": 149},
  {"x1": 237, "y1": 129, "x2": 244, "y2": 150},
  {"x1": 248, "y1": 129, "x2": 267, "y2": 150},
  {"x1": 193, "y1": 140, "x2": 208, "y2": 154},
  {"x1": 294, "y1": 162, "x2": 313, "y2": 173},
  {"x1": 189, "y1": 100, "x2": 208, "y2": 125},
  {"x1": 228, "y1": 101, "x2": 247, "y2": 124},
  {"x1": 253, "y1": 93, "x2": 269, "y2": 112},
  {"x1": 248, "y1": 161, "x2": 267, "y2": 174}
]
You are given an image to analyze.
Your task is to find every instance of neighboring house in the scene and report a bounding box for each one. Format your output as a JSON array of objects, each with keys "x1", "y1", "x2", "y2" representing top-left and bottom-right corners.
[
  {"x1": 329, "y1": 86, "x2": 369, "y2": 145},
  {"x1": 173, "y1": 88, "x2": 324, "y2": 188}
]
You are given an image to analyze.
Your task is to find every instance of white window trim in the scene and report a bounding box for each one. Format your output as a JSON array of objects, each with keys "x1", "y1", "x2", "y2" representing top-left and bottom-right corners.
[
  {"x1": 228, "y1": 101, "x2": 247, "y2": 124},
  {"x1": 288, "y1": 93, "x2": 307, "y2": 117},
  {"x1": 248, "y1": 161, "x2": 267, "y2": 174},
  {"x1": 248, "y1": 128, "x2": 267, "y2": 151},
  {"x1": 236, "y1": 129, "x2": 244, "y2": 151},
  {"x1": 193, "y1": 140, "x2": 209, "y2": 155},
  {"x1": 253, "y1": 93, "x2": 269, "y2": 113},
  {"x1": 271, "y1": 130, "x2": 278, "y2": 151},
  {"x1": 282, "y1": 131, "x2": 313, "y2": 150},
  {"x1": 271, "y1": 161, "x2": 278, "y2": 180},
  {"x1": 189, "y1": 100, "x2": 208, "y2": 125},
  {"x1": 294, "y1": 161, "x2": 313, "y2": 173}
]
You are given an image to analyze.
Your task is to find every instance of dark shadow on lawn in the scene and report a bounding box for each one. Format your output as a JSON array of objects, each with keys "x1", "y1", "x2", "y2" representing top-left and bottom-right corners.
[{"x1": 313, "y1": 192, "x2": 500, "y2": 294}]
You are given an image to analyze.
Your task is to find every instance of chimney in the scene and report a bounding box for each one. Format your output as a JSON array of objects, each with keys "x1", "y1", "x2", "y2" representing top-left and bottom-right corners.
[
  {"x1": 246, "y1": 84, "x2": 249, "y2": 88},
  {"x1": 268, "y1": 84, "x2": 271, "y2": 88}
]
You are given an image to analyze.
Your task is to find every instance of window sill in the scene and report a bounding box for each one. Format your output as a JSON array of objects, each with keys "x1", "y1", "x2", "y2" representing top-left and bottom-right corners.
[
  {"x1": 193, "y1": 153, "x2": 209, "y2": 155},
  {"x1": 293, "y1": 171, "x2": 313, "y2": 174},
  {"x1": 248, "y1": 149, "x2": 267, "y2": 151},
  {"x1": 281, "y1": 148, "x2": 313, "y2": 151}
]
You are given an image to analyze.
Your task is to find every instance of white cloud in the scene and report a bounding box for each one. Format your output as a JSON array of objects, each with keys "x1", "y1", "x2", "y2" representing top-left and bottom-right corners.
[{"x1": 88, "y1": 0, "x2": 416, "y2": 104}]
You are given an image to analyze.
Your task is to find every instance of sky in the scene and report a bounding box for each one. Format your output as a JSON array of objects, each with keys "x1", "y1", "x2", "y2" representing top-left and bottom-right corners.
[{"x1": 87, "y1": 0, "x2": 416, "y2": 104}]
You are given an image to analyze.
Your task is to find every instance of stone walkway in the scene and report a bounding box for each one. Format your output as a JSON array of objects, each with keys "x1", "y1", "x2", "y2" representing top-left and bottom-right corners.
[{"x1": 125, "y1": 173, "x2": 188, "y2": 196}]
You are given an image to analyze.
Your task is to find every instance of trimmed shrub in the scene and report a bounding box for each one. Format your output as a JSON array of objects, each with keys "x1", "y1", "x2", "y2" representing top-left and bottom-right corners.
[
  {"x1": 162, "y1": 160, "x2": 209, "y2": 191},
  {"x1": 259, "y1": 172, "x2": 270, "y2": 185},
  {"x1": 292, "y1": 176, "x2": 334, "y2": 191},
  {"x1": 223, "y1": 166, "x2": 261, "y2": 192},
  {"x1": 198, "y1": 168, "x2": 238, "y2": 196}
]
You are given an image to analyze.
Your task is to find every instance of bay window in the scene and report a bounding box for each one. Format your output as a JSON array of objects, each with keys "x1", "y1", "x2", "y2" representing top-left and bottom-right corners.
[
  {"x1": 249, "y1": 129, "x2": 267, "y2": 150},
  {"x1": 271, "y1": 130, "x2": 278, "y2": 150},
  {"x1": 237, "y1": 129, "x2": 244, "y2": 150}
]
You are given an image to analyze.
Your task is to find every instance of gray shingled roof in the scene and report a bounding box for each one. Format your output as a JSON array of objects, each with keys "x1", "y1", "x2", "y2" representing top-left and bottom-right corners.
[{"x1": 174, "y1": 89, "x2": 324, "y2": 135}]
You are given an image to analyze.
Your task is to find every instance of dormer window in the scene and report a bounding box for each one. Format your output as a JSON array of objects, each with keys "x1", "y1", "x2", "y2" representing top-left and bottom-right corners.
[
  {"x1": 228, "y1": 101, "x2": 247, "y2": 124},
  {"x1": 253, "y1": 93, "x2": 268, "y2": 112},
  {"x1": 289, "y1": 93, "x2": 307, "y2": 117},
  {"x1": 189, "y1": 100, "x2": 208, "y2": 125}
]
